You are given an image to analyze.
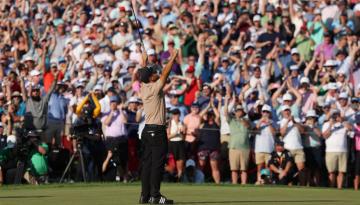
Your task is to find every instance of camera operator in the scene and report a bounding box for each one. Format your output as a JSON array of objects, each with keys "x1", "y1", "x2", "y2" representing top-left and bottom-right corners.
[
  {"x1": 73, "y1": 92, "x2": 102, "y2": 181},
  {"x1": 0, "y1": 135, "x2": 17, "y2": 185},
  {"x1": 24, "y1": 131, "x2": 49, "y2": 184},
  {"x1": 101, "y1": 96, "x2": 128, "y2": 181}
]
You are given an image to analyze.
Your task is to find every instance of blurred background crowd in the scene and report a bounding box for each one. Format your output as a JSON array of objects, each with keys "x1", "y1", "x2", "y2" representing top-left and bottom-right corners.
[{"x1": 0, "y1": 0, "x2": 360, "y2": 189}]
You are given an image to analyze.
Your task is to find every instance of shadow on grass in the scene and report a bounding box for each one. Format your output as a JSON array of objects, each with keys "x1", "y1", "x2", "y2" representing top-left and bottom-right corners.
[
  {"x1": 0, "y1": 195, "x2": 52, "y2": 199},
  {"x1": 176, "y1": 200, "x2": 343, "y2": 204}
]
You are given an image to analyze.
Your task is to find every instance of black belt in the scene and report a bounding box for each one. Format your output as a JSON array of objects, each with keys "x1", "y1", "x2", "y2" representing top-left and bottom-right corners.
[{"x1": 145, "y1": 124, "x2": 166, "y2": 129}]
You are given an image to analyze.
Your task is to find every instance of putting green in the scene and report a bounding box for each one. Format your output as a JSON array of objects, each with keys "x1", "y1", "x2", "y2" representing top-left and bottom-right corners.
[{"x1": 0, "y1": 183, "x2": 359, "y2": 205}]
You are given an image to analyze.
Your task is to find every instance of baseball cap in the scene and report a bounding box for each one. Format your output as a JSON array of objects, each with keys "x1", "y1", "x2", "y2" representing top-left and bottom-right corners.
[
  {"x1": 84, "y1": 39, "x2": 92, "y2": 45},
  {"x1": 72, "y1": 25, "x2": 81, "y2": 33},
  {"x1": 275, "y1": 139, "x2": 284, "y2": 146},
  {"x1": 30, "y1": 69, "x2": 41, "y2": 77},
  {"x1": 147, "y1": 49, "x2": 156, "y2": 56},
  {"x1": 281, "y1": 105, "x2": 291, "y2": 112},
  {"x1": 324, "y1": 59, "x2": 337, "y2": 67},
  {"x1": 306, "y1": 110, "x2": 318, "y2": 118},
  {"x1": 24, "y1": 55, "x2": 34, "y2": 62},
  {"x1": 35, "y1": 13, "x2": 43, "y2": 20},
  {"x1": 32, "y1": 84, "x2": 41, "y2": 90},
  {"x1": 300, "y1": 77, "x2": 310, "y2": 84},
  {"x1": 283, "y1": 93, "x2": 293, "y2": 101},
  {"x1": 50, "y1": 62, "x2": 58, "y2": 68},
  {"x1": 191, "y1": 102, "x2": 200, "y2": 107},
  {"x1": 253, "y1": 14, "x2": 261, "y2": 22},
  {"x1": 109, "y1": 96, "x2": 119, "y2": 103},
  {"x1": 221, "y1": 56, "x2": 229, "y2": 62},
  {"x1": 11, "y1": 91, "x2": 21, "y2": 97},
  {"x1": 75, "y1": 82, "x2": 85, "y2": 88},
  {"x1": 261, "y1": 104, "x2": 272, "y2": 112},
  {"x1": 289, "y1": 65, "x2": 299, "y2": 70},
  {"x1": 327, "y1": 82, "x2": 338, "y2": 90},
  {"x1": 146, "y1": 12, "x2": 156, "y2": 18},
  {"x1": 244, "y1": 42, "x2": 255, "y2": 50},
  {"x1": 128, "y1": 96, "x2": 140, "y2": 103},
  {"x1": 235, "y1": 104, "x2": 244, "y2": 111},
  {"x1": 186, "y1": 66, "x2": 195, "y2": 73},
  {"x1": 6, "y1": 135, "x2": 16, "y2": 148},
  {"x1": 139, "y1": 5, "x2": 148, "y2": 11},
  {"x1": 330, "y1": 109, "x2": 340, "y2": 116},
  {"x1": 291, "y1": 48, "x2": 299, "y2": 55},
  {"x1": 339, "y1": 92, "x2": 348, "y2": 99},
  {"x1": 185, "y1": 159, "x2": 196, "y2": 168},
  {"x1": 93, "y1": 84, "x2": 102, "y2": 91},
  {"x1": 171, "y1": 108, "x2": 181, "y2": 115}
]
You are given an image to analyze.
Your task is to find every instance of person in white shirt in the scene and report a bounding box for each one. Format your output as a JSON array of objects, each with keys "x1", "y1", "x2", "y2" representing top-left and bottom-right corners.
[
  {"x1": 322, "y1": 109, "x2": 353, "y2": 189},
  {"x1": 279, "y1": 105, "x2": 306, "y2": 185},
  {"x1": 254, "y1": 104, "x2": 276, "y2": 184},
  {"x1": 336, "y1": 92, "x2": 356, "y2": 123},
  {"x1": 167, "y1": 108, "x2": 185, "y2": 180}
]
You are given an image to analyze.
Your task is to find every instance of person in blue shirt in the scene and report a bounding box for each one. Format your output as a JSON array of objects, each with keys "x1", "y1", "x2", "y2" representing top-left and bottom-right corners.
[{"x1": 45, "y1": 81, "x2": 69, "y2": 147}]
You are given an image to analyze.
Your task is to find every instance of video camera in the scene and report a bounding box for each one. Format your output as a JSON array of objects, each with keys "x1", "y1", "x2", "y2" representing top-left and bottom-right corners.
[{"x1": 15, "y1": 130, "x2": 41, "y2": 161}]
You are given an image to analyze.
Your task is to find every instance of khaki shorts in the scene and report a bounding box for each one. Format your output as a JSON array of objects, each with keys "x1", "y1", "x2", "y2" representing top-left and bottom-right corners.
[
  {"x1": 221, "y1": 134, "x2": 230, "y2": 144},
  {"x1": 289, "y1": 149, "x2": 306, "y2": 163},
  {"x1": 255, "y1": 152, "x2": 271, "y2": 165},
  {"x1": 229, "y1": 149, "x2": 250, "y2": 171},
  {"x1": 326, "y1": 152, "x2": 348, "y2": 173}
]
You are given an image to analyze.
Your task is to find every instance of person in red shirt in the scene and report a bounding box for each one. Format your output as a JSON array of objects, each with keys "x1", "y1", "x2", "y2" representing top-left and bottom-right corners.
[
  {"x1": 183, "y1": 66, "x2": 200, "y2": 106},
  {"x1": 43, "y1": 60, "x2": 65, "y2": 93}
]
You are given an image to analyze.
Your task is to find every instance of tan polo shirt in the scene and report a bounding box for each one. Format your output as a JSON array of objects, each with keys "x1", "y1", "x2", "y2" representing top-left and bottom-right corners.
[{"x1": 140, "y1": 79, "x2": 166, "y2": 125}]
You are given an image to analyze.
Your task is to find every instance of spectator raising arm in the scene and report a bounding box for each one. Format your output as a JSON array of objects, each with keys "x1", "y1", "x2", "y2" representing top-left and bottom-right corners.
[{"x1": 159, "y1": 49, "x2": 179, "y2": 88}]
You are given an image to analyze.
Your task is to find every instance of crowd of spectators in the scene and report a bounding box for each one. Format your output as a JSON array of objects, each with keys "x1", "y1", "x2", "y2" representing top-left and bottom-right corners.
[{"x1": 0, "y1": 0, "x2": 360, "y2": 189}]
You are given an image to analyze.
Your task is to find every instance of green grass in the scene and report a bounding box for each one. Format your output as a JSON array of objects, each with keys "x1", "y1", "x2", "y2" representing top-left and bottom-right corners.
[{"x1": 0, "y1": 183, "x2": 360, "y2": 205}]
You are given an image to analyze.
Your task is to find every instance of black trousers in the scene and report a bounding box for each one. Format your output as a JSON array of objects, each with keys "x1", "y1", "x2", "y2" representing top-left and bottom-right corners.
[{"x1": 141, "y1": 125, "x2": 168, "y2": 198}]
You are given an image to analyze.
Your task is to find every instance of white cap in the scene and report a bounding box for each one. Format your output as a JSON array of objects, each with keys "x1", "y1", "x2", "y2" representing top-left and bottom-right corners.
[
  {"x1": 289, "y1": 65, "x2": 299, "y2": 70},
  {"x1": 146, "y1": 12, "x2": 156, "y2": 18},
  {"x1": 128, "y1": 96, "x2": 140, "y2": 103},
  {"x1": 354, "y1": 3, "x2": 360, "y2": 12},
  {"x1": 229, "y1": 0, "x2": 237, "y2": 4},
  {"x1": 282, "y1": 93, "x2": 293, "y2": 101},
  {"x1": 147, "y1": 49, "x2": 156, "y2": 55},
  {"x1": 291, "y1": 48, "x2": 299, "y2": 55},
  {"x1": 85, "y1": 24, "x2": 92, "y2": 29},
  {"x1": 35, "y1": 13, "x2": 43, "y2": 19},
  {"x1": 23, "y1": 55, "x2": 34, "y2": 62},
  {"x1": 93, "y1": 84, "x2": 102, "y2": 91},
  {"x1": 79, "y1": 77, "x2": 88, "y2": 83},
  {"x1": 139, "y1": 5, "x2": 148, "y2": 11},
  {"x1": 72, "y1": 25, "x2": 81, "y2": 33},
  {"x1": 261, "y1": 104, "x2": 272, "y2": 112},
  {"x1": 306, "y1": 110, "x2": 318, "y2": 118},
  {"x1": 253, "y1": 14, "x2": 261, "y2": 22},
  {"x1": 84, "y1": 39, "x2": 92, "y2": 45},
  {"x1": 300, "y1": 77, "x2": 310, "y2": 84},
  {"x1": 324, "y1": 59, "x2": 337, "y2": 67},
  {"x1": 95, "y1": 9, "x2": 101, "y2": 15},
  {"x1": 6, "y1": 135, "x2": 16, "y2": 148},
  {"x1": 327, "y1": 82, "x2": 338, "y2": 90},
  {"x1": 30, "y1": 69, "x2": 41, "y2": 77},
  {"x1": 339, "y1": 92, "x2": 348, "y2": 99},
  {"x1": 244, "y1": 42, "x2": 255, "y2": 50},
  {"x1": 75, "y1": 82, "x2": 85, "y2": 88},
  {"x1": 281, "y1": 105, "x2": 291, "y2": 112},
  {"x1": 185, "y1": 159, "x2": 196, "y2": 168}
]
